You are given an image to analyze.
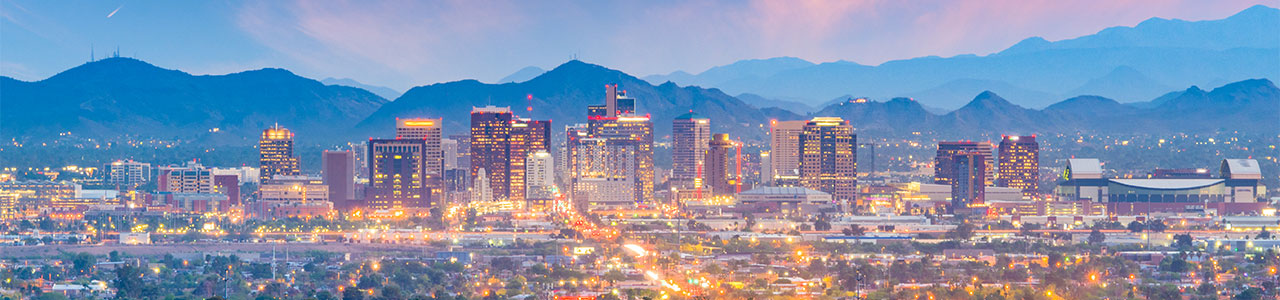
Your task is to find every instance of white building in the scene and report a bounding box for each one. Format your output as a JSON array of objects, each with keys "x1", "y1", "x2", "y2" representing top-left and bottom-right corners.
[
  {"x1": 526, "y1": 150, "x2": 555, "y2": 200},
  {"x1": 103, "y1": 160, "x2": 150, "y2": 187},
  {"x1": 259, "y1": 175, "x2": 329, "y2": 203},
  {"x1": 159, "y1": 163, "x2": 215, "y2": 194}
]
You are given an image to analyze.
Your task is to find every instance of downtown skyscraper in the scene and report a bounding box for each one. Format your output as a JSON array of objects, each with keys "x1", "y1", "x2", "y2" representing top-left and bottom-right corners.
[
  {"x1": 997, "y1": 135, "x2": 1040, "y2": 198},
  {"x1": 934, "y1": 141, "x2": 994, "y2": 187},
  {"x1": 470, "y1": 106, "x2": 513, "y2": 202},
  {"x1": 798, "y1": 117, "x2": 857, "y2": 209},
  {"x1": 259, "y1": 124, "x2": 300, "y2": 184},
  {"x1": 508, "y1": 118, "x2": 552, "y2": 203},
  {"x1": 952, "y1": 151, "x2": 988, "y2": 213},
  {"x1": 368, "y1": 139, "x2": 430, "y2": 210},
  {"x1": 322, "y1": 150, "x2": 356, "y2": 209},
  {"x1": 769, "y1": 120, "x2": 807, "y2": 186},
  {"x1": 397, "y1": 118, "x2": 444, "y2": 200},
  {"x1": 364, "y1": 118, "x2": 444, "y2": 211},
  {"x1": 672, "y1": 112, "x2": 711, "y2": 188},
  {"x1": 567, "y1": 84, "x2": 655, "y2": 209},
  {"x1": 705, "y1": 133, "x2": 742, "y2": 196},
  {"x1": 469, "y1": 106, "x2": 551, "y2": 206}
]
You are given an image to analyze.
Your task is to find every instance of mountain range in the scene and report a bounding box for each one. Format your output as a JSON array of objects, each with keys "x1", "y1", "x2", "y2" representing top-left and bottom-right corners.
[
  {"x1": 357, "y1": 60, "x2": 773, "y2": 141},
  {"x1": 2, "y1": 57, "x2": 1275, "y2": 147},
  {"x1": 0, "y1": 57, "x2": 388, "y2": 144},
  {"x1": 643, "y1": 5, "x2": 1280, "y2": 109},
  {"x1": 321, "y1": 77, "x2": 402, "y2": 100}
]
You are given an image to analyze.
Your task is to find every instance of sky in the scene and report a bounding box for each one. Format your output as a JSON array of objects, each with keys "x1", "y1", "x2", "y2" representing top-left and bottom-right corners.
[{"x1": 2, "y1": 0, "x2": 1273, "y2": 92}]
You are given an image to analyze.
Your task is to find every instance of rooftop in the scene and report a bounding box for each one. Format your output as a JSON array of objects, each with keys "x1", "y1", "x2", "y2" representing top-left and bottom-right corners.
[
  {"x1": 738, "y1": 186, "x2": 830, "y2": 196},
  {"x1": 1222, "y1": 159, "x2": 1262, "y2": 179},
  {"x1": 1110, "y1": 179, "x2": 1224, "y2": 190}
]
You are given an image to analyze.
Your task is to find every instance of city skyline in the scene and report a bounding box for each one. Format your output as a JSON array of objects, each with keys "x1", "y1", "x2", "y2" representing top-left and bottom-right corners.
[{"x1": 1, "y1": 2, "x2": 1278, "y2": 300}]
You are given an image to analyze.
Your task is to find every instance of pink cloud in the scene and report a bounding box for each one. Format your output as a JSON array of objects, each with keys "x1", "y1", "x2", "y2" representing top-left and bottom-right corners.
[{"x1": 231, "y1": 0, "x2": 1274, "y2": 88}]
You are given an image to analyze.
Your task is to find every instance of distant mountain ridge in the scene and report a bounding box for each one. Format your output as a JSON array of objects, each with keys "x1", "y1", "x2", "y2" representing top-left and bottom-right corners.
[
  {"x1": 322, "y1": 77, "x2": 402, "y2": 100},
  {"x1": 809, "y1": 79, "x2": 1279, "y2": 136},
  {"x1": 644, "y1": 5, "x2": 1280, "y2": 109},
  {"x1": 3, "y1": 59, "x2": 1274, "y2": 146},
  {"x1": 1, "y1": 57, "x2": 388, "y2": 144},
  {"x1": 361, "y1": 60, "x2": 773, "y2": 140},
  {"x1": 497, "y1": 66, "x2": 547, "y2": 83}
]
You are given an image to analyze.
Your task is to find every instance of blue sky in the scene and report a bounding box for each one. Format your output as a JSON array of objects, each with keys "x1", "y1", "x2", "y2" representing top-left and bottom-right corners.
[{"x1": 2, "y1": 0, "x2": 1272, "y2": 91}]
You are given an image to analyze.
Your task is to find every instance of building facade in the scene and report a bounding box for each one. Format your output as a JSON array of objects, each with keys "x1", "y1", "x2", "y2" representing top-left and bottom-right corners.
[
  {"x1": 997, "y1": 135, "x2": 1039, "y2": 197},
  {"x1": 470, "y1": 106, "x2": 513, "y2": 201},
  {"x1": 322, "y1": 150, "x2": 356, "y2": 209},
  {"x1": 368, "y1": 139, "x2": 432, "y2": 210},
  {"x1": 103, "y1": 160, "x2": 151, "y2": 188},
  {"x1": 934, "y1": 141, "x2": 994, "y2": 187},
  {"x1": 951, "y1": 151, "x2": 988, "y2": 212},
  {"x1": 525, "y1": 150, "x2": 556, "y2": 208},
  {"x1": 769, "y1": 120, "x2": 807, "y2": 186},
  {"x1": 259, "y1": 125, "x2": 300, "y2": 185},
  {"x1": 705, "y1": 133, "x2": 741, "y2": 196},
  {"x1": 672, "y1": 112, "x2": 711, "y2": 187},
  {"x1": 798, "y1": 117, "x2": 857, "y2": 209},
  {"x1": 1056, "y1": 158, "x2": 1268, "y2": 215}
]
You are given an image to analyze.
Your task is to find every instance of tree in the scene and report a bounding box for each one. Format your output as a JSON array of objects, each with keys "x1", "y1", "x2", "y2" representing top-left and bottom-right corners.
[
  {"x1": 1018, "y1": 223, "x2": 1041, "y2": 237},
  {"x1": 71, "y1": 252, "x2": 96, "y2": 275},
  {"x1": 1127, "y1": 221, "x2": 1145, "y2": 233},
  {"x1": 812, "y1": 219, "x2": 831, "y2": 231},
  {"x1": 113, "y1": 264, "x2": 146, "y2": 299},
  {"x1": 342, "y1": 288, "x2": 364, "y2": 300},
  {"x1": 1259, "y1": 228, "x2": 1272, "y2": 239},
  {"x1": 464, "y1": 208, "x2": 478, "y2": 229},
  {"x1": 842, "y1": 225, "x2": 866, "y2": 236},
  {"x1": 946, "y1": 223, "x2": 976, "y2": 240},
  {"x1": 1234, "y1": 287, "x2": 1263, "y2": 300},
  {"x1": 36, "y1": 293, "x2": 69, "y2": 300},
  {"x1": 1197, "y1": 281, "x2": 1217, "y2": 296},
  {"x1": 1174, "y1": 234, "x2": 1194, "y2": 249},
  {"x1": 1148, "y1": 220, "x2": 1168, "y2": 233},
  {"x1": 381, "y1": 285, "x2": 404, "y2": 300},
  {"x1": 1088, "y1": 229, "x2": 1106, "y2": 245}
]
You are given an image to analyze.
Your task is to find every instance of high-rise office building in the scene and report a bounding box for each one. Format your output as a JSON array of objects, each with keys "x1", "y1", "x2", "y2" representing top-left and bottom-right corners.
[
  {"x1": 769, "y1": 120, "x2": 807, "y2": 185},
  {"x1": 997, "y1": 135, "x2": 1039, "y2": 197},
  {"x1": 396, "y1": 118, "x2": 444, "y2": 200},
  {"x1": 159, "y1": 163, "x2": 216, "y2": 194},
  {"x1": 442, "y1": 138, "x2": 459, "y2": 171},
  {"x1": 368, "y1": 139, "x2": 432, "y2": 209},
  {"x1": 470, "y1": 106, "x2": 513, "y2": 201},
  {"x1": 571, "y1": 138, "x2": 639, "y2": 211},
  {"x1": 934, "y1": 141, "x2": 994, "y2": 187},
  {"x1": 587, "y1": 84, "x2": 636, "y2": 118},
  {"x1": 508, "y1": 118, "x2": 552, "y2": 203},
  {"x1": 259, "y1": 125, "x2": 300, "y2": 185},
  {"x1": 589, "y1": 115, "x2": 654, "y2": 202},
  {"x1": 526, "y1": 150, "x2": 555, "y2": 208},
  {"x1": 257, "y1": 175, "x2": 334, "y2": 219},
  {"x1": 472, "y1": 168, "x2": 492, "y2": 203},
  {"x1": 706, "y1": 133, "x2": 742, "y2": 196},
  {"x1": 322, "y1": 150, "x2": 356, "y2": 208},
  {"x1": 569, "y1": 85, "x2": 655, "y2": 205},
  {"x1": 798, "y1": 117, "x2": 857, "y2": 209},
  {"x1": 952, "y1": 151, "x2": 988, "y2": 211},
  {"x1": 448, "y1": 134, "x2": 471, "y2": 172},
  {"x1": 104, "y1": 160, "x2": 151, "y2": 188},
  {"x1": 563, "y1": 124, "x2": 590, "y2": 190},
  {"x1": 672, "y1": 112, "x2": 711, "y2": 187}
]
